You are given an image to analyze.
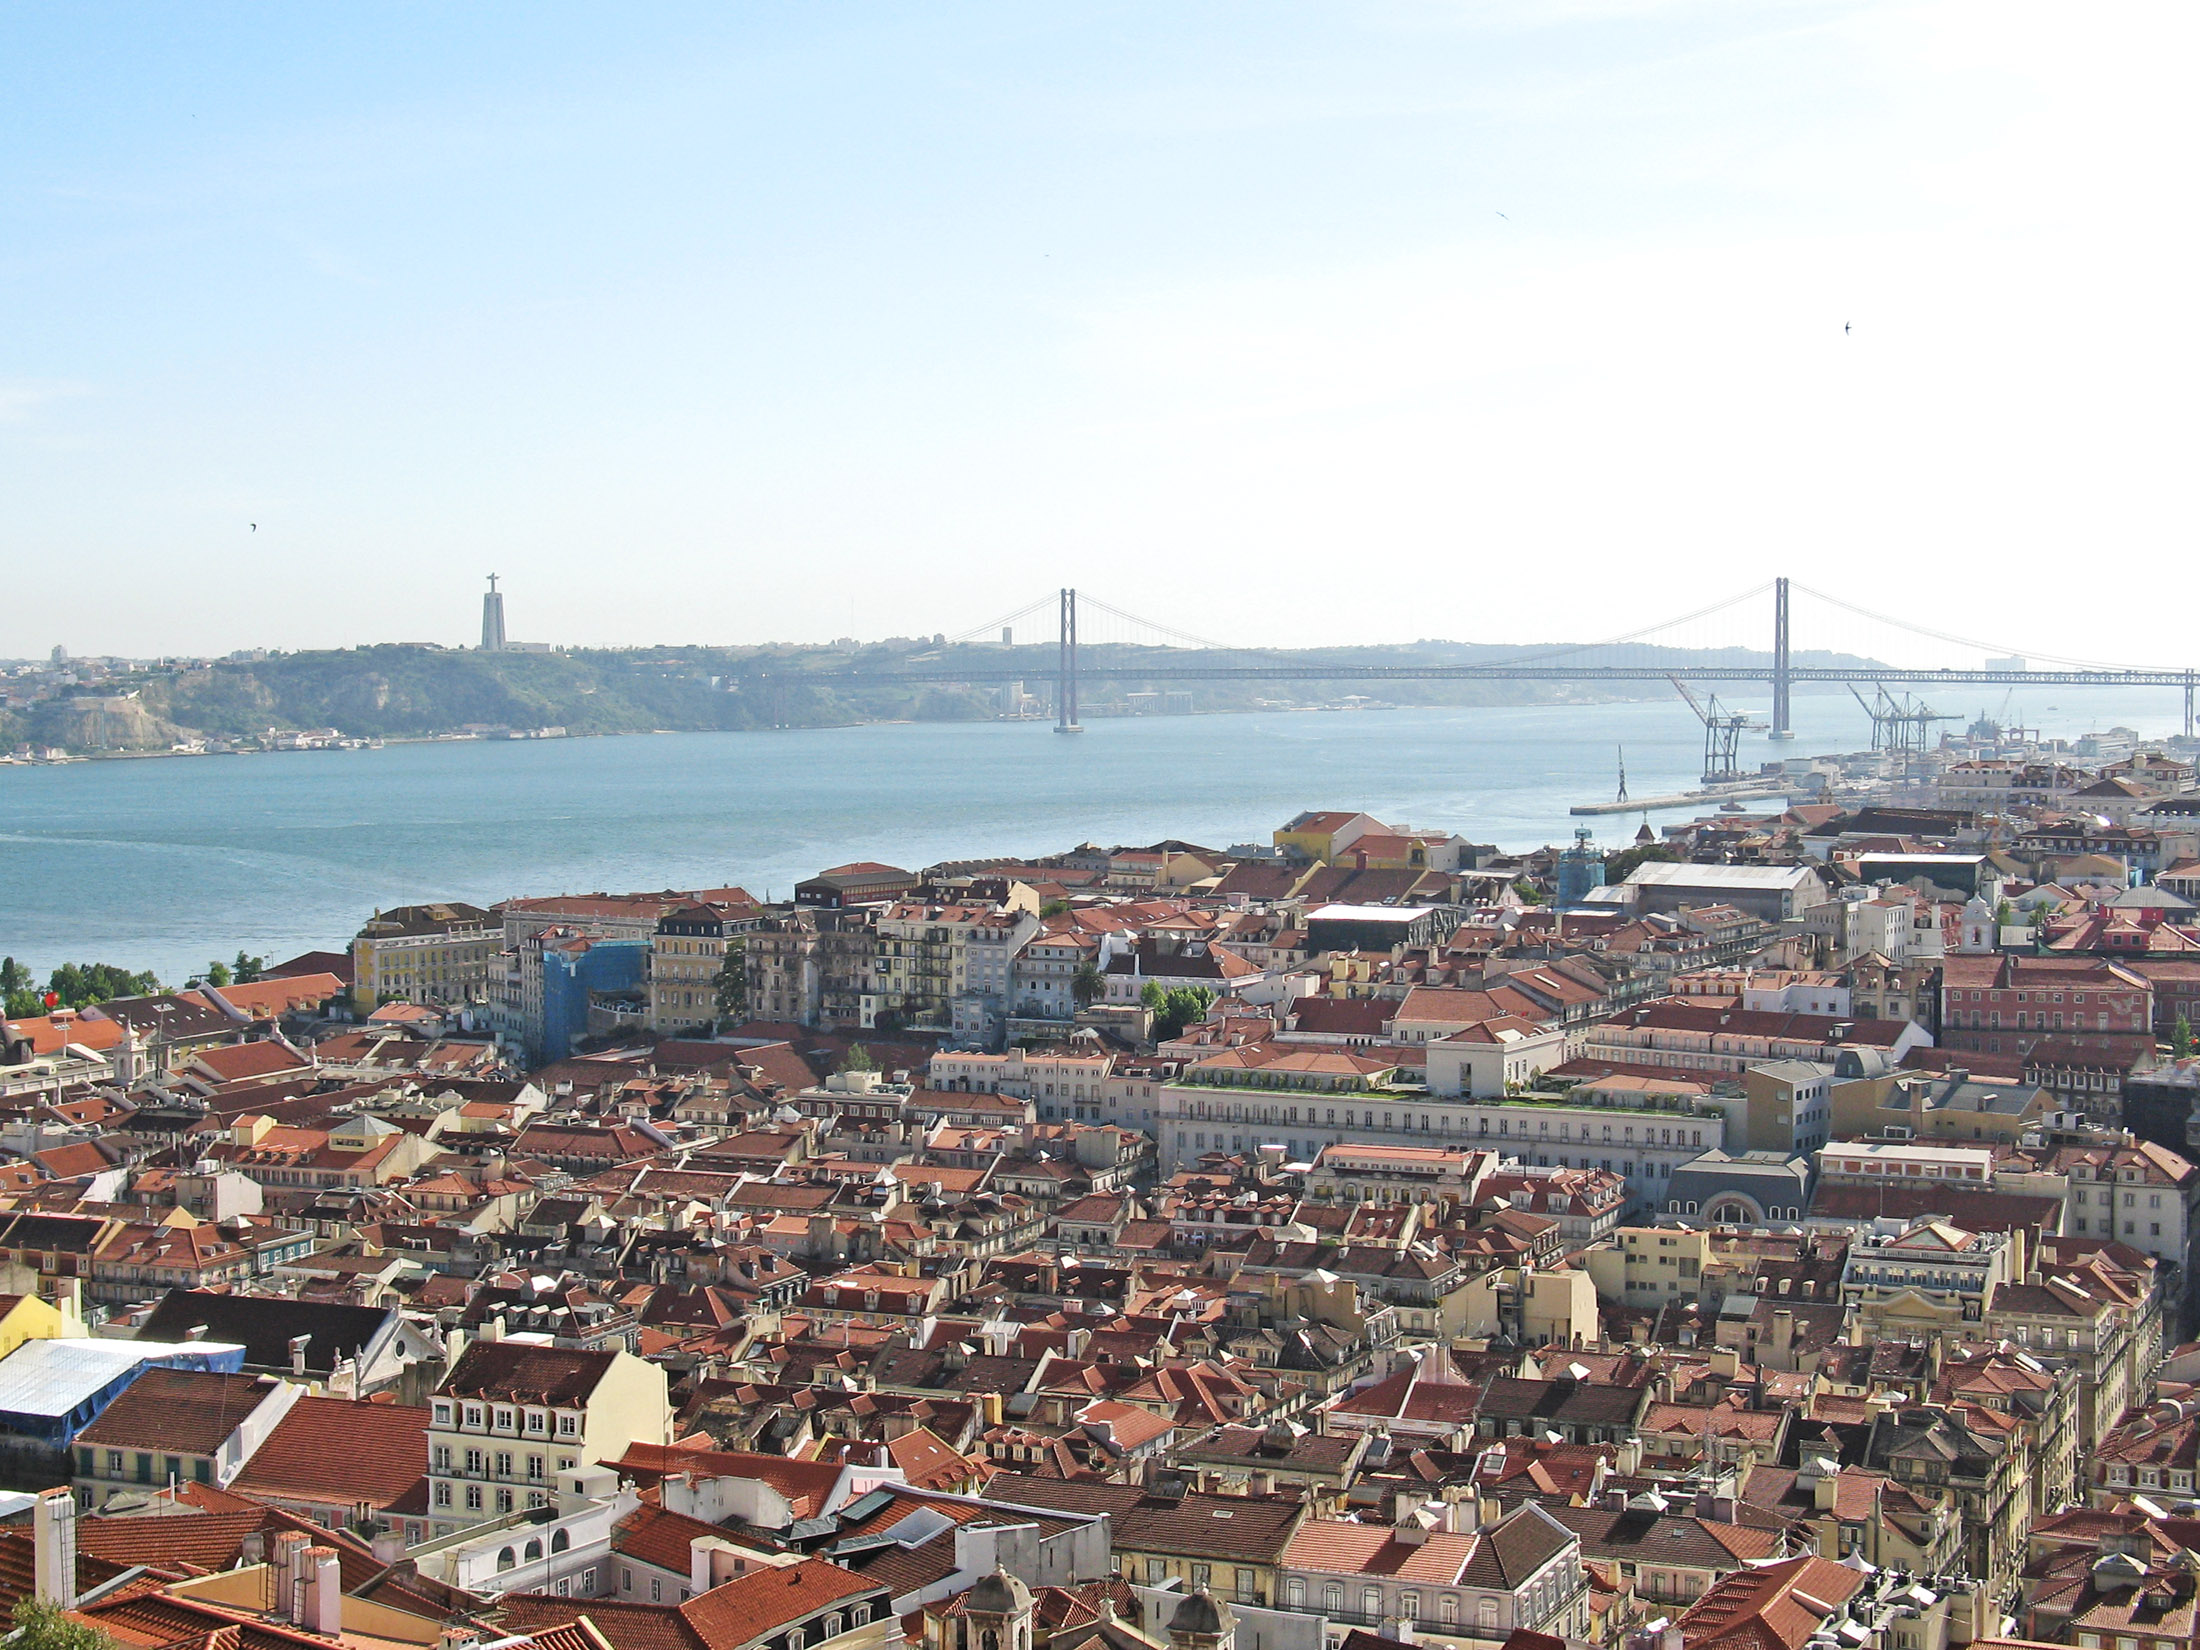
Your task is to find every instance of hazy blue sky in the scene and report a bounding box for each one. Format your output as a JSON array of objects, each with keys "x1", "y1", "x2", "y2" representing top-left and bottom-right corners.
[{"x1": 5, "y1": 3, "x2": 2193, "y2": 662}]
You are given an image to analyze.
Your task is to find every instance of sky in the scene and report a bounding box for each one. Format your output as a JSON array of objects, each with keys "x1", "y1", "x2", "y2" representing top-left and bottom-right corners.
[{"x1": 4, "y1": 2, "x2": 2195, "y2": 664}]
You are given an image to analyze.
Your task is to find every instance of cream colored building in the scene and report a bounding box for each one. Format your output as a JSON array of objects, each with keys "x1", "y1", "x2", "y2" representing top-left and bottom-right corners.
[
  {"x1": 428, "y1": 1341, "x2": 671, "y2": 1540},
  {"x1": 351, "y1": 902, "x2": 500, "y2": 1011},
  {"x1": 1582, "y1": 1226, "x2": 1711, "y2": 1308}
]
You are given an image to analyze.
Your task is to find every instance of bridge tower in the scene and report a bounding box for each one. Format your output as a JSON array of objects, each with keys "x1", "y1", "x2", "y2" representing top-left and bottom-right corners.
[
  {"x1": 1055, "y1": 588, "x2": 1082, "y2": 734},
  {"x1": 1769, "y1": 576, "x2": 1793, "y2": 741}
]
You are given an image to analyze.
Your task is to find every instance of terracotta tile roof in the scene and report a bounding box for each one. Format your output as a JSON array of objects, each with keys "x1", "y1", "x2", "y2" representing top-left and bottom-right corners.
[
  {"x1": 0, "y1": 1012, "x2": 126, "y2": 1056},
  {"x1": 230, "y1": 1396, "x2": 429, "y2": 1508},
  {"x1": 72, "y1": 1506, "x2": 381, "y2": 1592},
  {"x1": 1677, "y1": 1554, "x2": 1866, "y2": 1650},
  {"x1": 1283, "y1": 1520, "x2": 1482, "y2": 1582},
  {"x1": 191, "y1": 1042, "x2": 312, "y2": 1083},
  {"x1": 610, "y1": 1443, "x2": 846, "y2": 1520},
  {"x1": 614, "y1": 1503, "x2": 730, "y2": 1575},
  {"x1": 680, "y1": 1555, "x2": 881, "y2": 1650},
  {"x1": 0, "y1": 1528, "x2": 131, "y2": 1613},
  {"x1": 884, "y1": 1427, "x2": 982, "y2": 1489},
  {"x1": 77, "y1": 1369, "x2": 285, "y2": 1455},
  {"x1": 498, "y1": 1557, "x2": 883, "y2": 1650},
  {"x1": 492, "y1": 1595, "x2": 710, "y2": 1650},
  {"x1": 441, "y1": 1340, "x2": 617, "y2": 1405},
  {"x1": 980, "y1": 1474, "x2": 1302, "y2": 1561}
]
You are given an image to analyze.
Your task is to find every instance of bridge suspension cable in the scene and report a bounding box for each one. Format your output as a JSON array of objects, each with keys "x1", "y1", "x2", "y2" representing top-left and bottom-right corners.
[{"x1": 1786, "y1": 581, "x2": 2178, "y2": 675}]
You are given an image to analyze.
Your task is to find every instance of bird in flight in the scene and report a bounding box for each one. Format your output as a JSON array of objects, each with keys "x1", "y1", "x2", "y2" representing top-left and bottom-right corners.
[
  {"x1": 1495, "y1": 211, "x2": 1508, "y2": 221},
  {"x1": 1843, "y1": 322, "x2": 1851, "y2": 335},
  {"x1": 250, "y1": 523, "x2": 257, "y2": 531}
]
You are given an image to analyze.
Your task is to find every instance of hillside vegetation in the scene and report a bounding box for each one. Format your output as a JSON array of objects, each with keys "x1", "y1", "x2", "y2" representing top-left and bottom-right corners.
[{"x1": 7, "y1": 638, "x2": 1881, "y2": 753}]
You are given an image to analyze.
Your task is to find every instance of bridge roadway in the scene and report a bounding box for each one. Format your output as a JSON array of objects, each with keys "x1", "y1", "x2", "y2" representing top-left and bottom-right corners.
[{"x1": 773, "y1": 662, "x2": 2197, "y2": 689}]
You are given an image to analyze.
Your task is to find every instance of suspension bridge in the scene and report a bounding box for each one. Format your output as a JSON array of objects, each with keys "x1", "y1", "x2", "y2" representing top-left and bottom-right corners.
[{"x1": 783, "y1": 578, "x2": 2200, "y2": 743}]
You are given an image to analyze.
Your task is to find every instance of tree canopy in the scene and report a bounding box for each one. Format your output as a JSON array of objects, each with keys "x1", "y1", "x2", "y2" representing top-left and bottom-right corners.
[
  {"x1": 1150, "y1": 986, "x2": 1215, "y2": 1041},
  {"x1": 13, "y1": 1597, "x2": 116, "y2": 1650},
  {"x1": 3, "y1": 960, "x2": 160, "y2": 1019}
]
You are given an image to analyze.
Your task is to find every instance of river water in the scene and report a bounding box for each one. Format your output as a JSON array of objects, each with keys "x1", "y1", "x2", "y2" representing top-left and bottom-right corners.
[{"x1": 0, "y1": 688, "x2": 2186, "y2": 986}]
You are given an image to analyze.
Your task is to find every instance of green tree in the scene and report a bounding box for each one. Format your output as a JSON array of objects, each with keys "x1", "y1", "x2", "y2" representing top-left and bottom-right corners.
[
  {"x1": 205, "y1": 960, "x2": 233, "y2": 987},
  {"x1": 2176, "y1": 1016, "x2": 2196, "y2": 1060},
  {"x1": 1072, "y1": 959, "x2": 1107, "y2": 1009},
  {"x1": 840, "y1": 1041, "x2": 876, "y2": 1073},
  {"x1": 711, "y1": 940, "x2": 748, "y2": 1023},
  {"x1": 44, "y1": 963, "x2": 159, "y2": 1008},
  {"x1": 1512, "y1": 879, "x2": 1547, "y2": 905},
  {"x1": 1152, "y1": 986, "x2": 1216, "y2": 1041},
  {"x1": 232, "y1": 951, "x2": 266, "y2": 983},
  {"x1": 13, "y1": 1597, "x2": 116, "y2": 1650},
  {"x1": 0, "y1": 957, "x2": 37, "y2": 1020},
  {"x1": 1139, "y1": 980, "x2": 1165, "y2": 1013},
  {"x1": 1602, "y1": 843, "x2": 1677, "y2": 885}
]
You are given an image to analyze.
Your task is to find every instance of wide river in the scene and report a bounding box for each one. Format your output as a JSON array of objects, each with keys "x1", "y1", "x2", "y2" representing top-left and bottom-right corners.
[{"x1": 1, "y1": 688, "x2": 2187, "y2": 986}]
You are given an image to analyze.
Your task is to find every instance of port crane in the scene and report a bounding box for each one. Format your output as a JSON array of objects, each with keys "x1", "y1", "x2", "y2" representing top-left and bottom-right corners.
[
  {"x1": 1847, "y1": 684, "x2": 1958, "y2": 758},
  {"x1": 1669, "y1": 677, "x2": 1765, "y2": 784}
]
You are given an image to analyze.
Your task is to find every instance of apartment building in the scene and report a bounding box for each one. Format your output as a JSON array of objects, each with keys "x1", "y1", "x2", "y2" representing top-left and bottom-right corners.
[
  {"x1": 1939, "y1": 953, "x2": 2153, "y2": 1059},
  {"x1": 747, "y1": 910, "x2": 876, "y2": 1030},
  {"x1": 647, "y1": 900, "x2": 765, "y2": 1036},
  {"x1": 350, "y1": 902, "x2": 499, "y2": 1012},
  {"x1": 865, "y1": 902, "x2": 1038, "y2": 1037},
  {"x1": 428, "y1": 1340, "x2": 671, "y2": 1539}
]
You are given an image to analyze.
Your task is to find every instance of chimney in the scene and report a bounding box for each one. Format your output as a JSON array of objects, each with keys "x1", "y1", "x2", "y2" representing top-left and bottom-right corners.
[
  {"x1": 271, "y1": 1530, "x2": 312, "y2": 1621},
  {"x1": 32, "y1": 1488, "x2": 75, "y2": 1610},
  {"x1": 289, "y1": 1334, "x2": 313, "y2": 1377},
  {"x1": 301, "y1": 1547, "x2": 342, "y2": 1637}
]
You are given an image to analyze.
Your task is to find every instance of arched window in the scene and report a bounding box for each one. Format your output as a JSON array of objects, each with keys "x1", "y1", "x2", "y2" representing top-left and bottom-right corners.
[
  {"x1": 525, "y1": 1538, "x2": 543, "y2": 1562},
  {"x1": 1323, "y1": 1584, "x2": 1344, "y2": 1614},
  {"x1": 552, "y1": 1529, "x2": 571, "y2": 1554},
  {"x1": 497, "y1": 1547, "x2": 517, "y2": 1572},
  {"x1": 1479, "y1": 1599, "x2": 1500, "y2": 1630},
  {"x1": 824, "y1": 1617, "x2": 843, "y2": 1640}
]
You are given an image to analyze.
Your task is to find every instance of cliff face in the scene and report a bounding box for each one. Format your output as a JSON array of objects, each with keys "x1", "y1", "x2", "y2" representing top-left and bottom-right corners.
[{"x1": 12, "y1": 694, "x2": 185, "y2": 752}]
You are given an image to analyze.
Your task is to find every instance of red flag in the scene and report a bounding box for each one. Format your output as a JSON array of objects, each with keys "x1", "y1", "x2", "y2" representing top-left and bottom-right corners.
[{"x1": 41, "y1": 992, "x2": 57, "y2": 1010}]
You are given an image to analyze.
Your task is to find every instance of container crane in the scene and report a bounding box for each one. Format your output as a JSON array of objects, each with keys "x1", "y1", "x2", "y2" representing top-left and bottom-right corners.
[
  {"x1": 1847, "y1": 683, "x2": 1958, "y2": 757},
  {"x1": 1669, "y1": 676, "x2": 1765, "y2": 784}
]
